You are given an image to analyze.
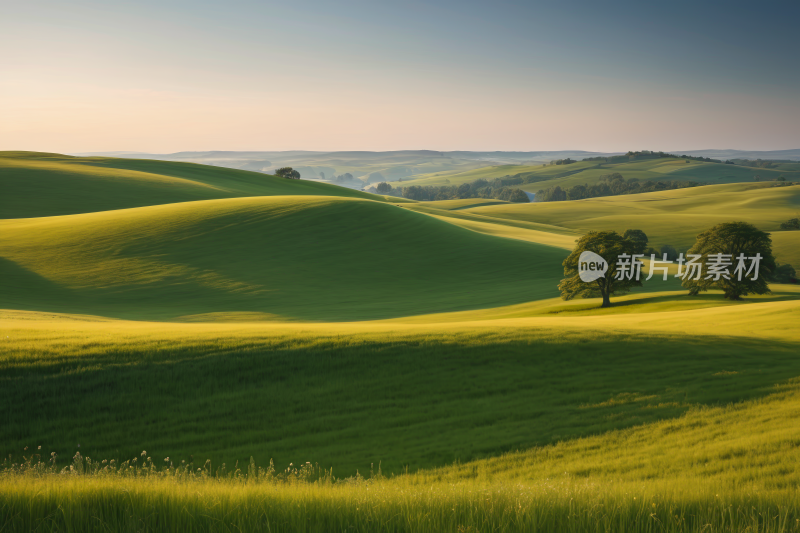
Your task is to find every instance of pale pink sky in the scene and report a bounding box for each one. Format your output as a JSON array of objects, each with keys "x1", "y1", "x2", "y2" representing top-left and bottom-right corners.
[{"x1": 2, "y1": 1, "x2": 799, "y2": 153}]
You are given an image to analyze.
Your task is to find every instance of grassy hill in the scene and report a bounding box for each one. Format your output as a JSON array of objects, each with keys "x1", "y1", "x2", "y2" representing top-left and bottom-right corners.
[
  {"x1": 1, "y1": 291, "x2": 798, "y2": 479},
  {"x1": 109, "y1": 149, "x2": 491, "y2": 185},
  {"x1": 0, "y1": 195, "x2": 565, "y2": 321},
  {"x1": 0, "y1": 151, "x2": 386, "y2": 218},
  {"x1": 461, "y1": 182, "x2": 800, "y2": 266},
  {"x1": 4, "y1": 151, "x2": 800, "y2": 532},
  {"x1": 394, "y1": 156, "x2": 800, "y2": 194}
]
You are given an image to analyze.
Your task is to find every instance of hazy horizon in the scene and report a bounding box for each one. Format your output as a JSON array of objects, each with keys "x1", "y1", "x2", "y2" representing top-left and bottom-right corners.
[{"x1": 3, "y1": 0, "x2": 799, "y2": 153}]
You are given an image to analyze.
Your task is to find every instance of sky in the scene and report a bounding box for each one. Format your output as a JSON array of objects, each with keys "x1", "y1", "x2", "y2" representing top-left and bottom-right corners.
[{"x1": 2, "y1": 0, "x2": 799, "y2": 153}]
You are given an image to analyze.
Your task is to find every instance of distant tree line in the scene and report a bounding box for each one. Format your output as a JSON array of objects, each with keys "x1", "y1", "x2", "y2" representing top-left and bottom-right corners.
[
  {"x1": 546, "y1": 158, "x2": 576, "y2": 166},
  {"x1": 377, "y1": 178, "x2": 530, "y2": 202},
  {"x1": 333, "y1": 173, "x2": 362, "y2": 185},
  {"x1": 582, "y1": 151, "x2": 722, "y2": 164},
  {"x1": 780, "y1": 218, "x2": 800, "y2": 230},
  {"x1": 727, "y1": 159, "x2": 795, "y2": 169},
  {"x1": 478, "y1": 174, "x2": 555, "y2": 187},
  {"x1": 535, "y1": 173, "x2": 699, "y2": 202},
  {"x1": 753, "y1": 175, "x2": 792, "y2": 183}
]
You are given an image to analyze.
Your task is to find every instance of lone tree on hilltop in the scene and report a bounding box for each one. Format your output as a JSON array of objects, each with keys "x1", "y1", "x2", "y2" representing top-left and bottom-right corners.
[
  {"x1": 559, "y1": 231, "x2": 643, "y2": 308},
  {"x1": 376, "y1": 182, "x2": 392, "y2": 194},
  {"x1": 681, "y1": 221, "x2": 776, "y2": 300},
  {"x1": 275, "y1": 167, "x2": 301, "y2": 179}
]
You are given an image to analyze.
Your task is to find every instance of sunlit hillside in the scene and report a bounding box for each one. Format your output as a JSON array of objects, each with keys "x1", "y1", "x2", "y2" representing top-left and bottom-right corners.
[
  {"x1": 0, "y1": 193, "x2": 565, "y2": 321},
  {"x1": 397, "y1": 156, "x2": 800, "y2": 194},
  {"x1": 0, "y1": 151, "x2": 389, "y2": 218},
  {"x1": 2, "y1": 152, "x2": 799, "y2": 533},
  {"x1": 459, "y1": 182, "x2": 800, "y2": 265}
]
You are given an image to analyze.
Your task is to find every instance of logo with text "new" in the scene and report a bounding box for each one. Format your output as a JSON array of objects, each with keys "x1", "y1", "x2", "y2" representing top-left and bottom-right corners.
[{"x1": 579, "y1": 251, "x2": 608, "y2": 282}]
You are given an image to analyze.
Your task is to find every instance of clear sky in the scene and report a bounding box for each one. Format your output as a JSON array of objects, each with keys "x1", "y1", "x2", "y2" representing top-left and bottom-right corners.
[{"x1": 2, "y1": 0, "x2": 798, "y2": 153}]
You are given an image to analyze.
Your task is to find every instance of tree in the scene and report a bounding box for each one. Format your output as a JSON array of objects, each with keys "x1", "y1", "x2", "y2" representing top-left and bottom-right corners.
[
  {"x1": 773, "y1": 263, "x2": 797, "y2": 284},
  {"x1": 508, "y1": 189, "x2": 530, "y2": 203},
  {"x1": 623, "y1": 229, "x2": 648, "y2": 254},
  {"x1": 681, "y1": 222, "x2": 776, "y2": 300},
  {"x1": 319, "y1": 171, "x2": 326, "y2": 180},
  {"x1": 275, "y1": 167, "x2": 300, "y2": 179},
  {"x1": 660, "y1": 244, "x2": 679, "y2": 262},
  {"x1": 376, "y1": 182, "x2": 392, "y2": 194},
  {"x1": 559, "y1": 231, "x2": 643, "y2": 308},
  {"x1": 402, "y1": 185, "x2": 426, "y2": 201},
  {"x1": 779, "y1": 218, "x2": 799, "y2": 230}
]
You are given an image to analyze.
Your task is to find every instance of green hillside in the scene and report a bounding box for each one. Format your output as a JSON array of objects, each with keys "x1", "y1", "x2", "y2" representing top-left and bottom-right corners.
[
  {"x1": 0, "y1": 151, "x2": 385, "y2": 218},
  {"x1": 395, "y1": 156, "x2": 800, "y2": 194},
  {"x1": 1, "y1": 295, "x2": 798, "y2": 477},
  {"x1": 4, "y1": 151, "x2": 800, "y2": 532},
  {"x1": 0, "y1": 195, "x2": 565, "y2": 321},
  {"x1": 463, "y1": 182, "x2": 800, "y2": 265}
]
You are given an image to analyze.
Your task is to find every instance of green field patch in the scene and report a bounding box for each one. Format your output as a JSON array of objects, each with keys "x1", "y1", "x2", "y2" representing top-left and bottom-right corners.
[
  {"x1": 0, "y1": 151, "x2": 386, "y2": 218},
  {"x1": 2, "y1": 308, "x2": 799, "y2": 476},
  {"x1": 0, "y1": 196, "x2": 566, "y2": 321}
]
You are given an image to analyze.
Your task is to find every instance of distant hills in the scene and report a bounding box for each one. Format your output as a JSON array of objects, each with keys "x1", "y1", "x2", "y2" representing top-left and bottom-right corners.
[
  {"x1": 0, "y1": 151, "x2": 384, "y2": 218},
  {"x1": 676, "y1": 149, "x2": 800, "y2": 160},
  {"x1": 71, "y1": 149, "x2": 800, "y2": 192}
]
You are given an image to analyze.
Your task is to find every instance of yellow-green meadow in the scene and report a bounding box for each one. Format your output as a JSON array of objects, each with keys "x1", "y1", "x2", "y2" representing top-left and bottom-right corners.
[{"x1": 2, "y1": 151, "x2": 800, "y2": 532}]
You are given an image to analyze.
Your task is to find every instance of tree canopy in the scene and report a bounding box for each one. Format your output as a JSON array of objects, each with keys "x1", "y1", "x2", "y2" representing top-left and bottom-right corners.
[
  {"x1": 559, "y1": 231, "x2": 643, "y2": 308},
  {"x1": 622, "y1": 229, "x2": 649, "y2": 254},
  {"x1": 681, "y1": 221, "x2": 776, "y2": 300},
  {"x1": 536, "y1": 174, "x2": 698, "y2": 202},
  {"x1": 275, "y1": 167, "x2": 301, "y2": 179}
]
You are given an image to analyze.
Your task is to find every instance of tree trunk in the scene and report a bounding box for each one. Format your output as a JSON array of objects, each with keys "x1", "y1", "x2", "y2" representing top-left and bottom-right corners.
[{"x1": 601, "y1": 292, "x2": 611, "y2": 308}]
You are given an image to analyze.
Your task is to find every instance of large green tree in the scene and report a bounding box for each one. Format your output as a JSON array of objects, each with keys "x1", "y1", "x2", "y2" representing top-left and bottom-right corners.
[
  {"x1": 681, "y1": 222, "x2": 776, "y2": 300},
  {"x1": 559, "y1": 231, "x2": 643, "y2": 308}
]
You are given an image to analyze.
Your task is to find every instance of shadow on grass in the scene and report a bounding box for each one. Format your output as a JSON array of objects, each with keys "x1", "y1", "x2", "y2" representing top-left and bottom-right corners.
[
  {"x1": 546, "y1": 288, "x2": 800, "y2": 315},
  {"x1": 2, "y1": 328, "x2": 798, "y2": 476}
]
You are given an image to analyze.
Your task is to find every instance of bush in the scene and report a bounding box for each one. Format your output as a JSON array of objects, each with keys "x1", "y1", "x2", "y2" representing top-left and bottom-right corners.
[
  {"x1": 275, "y1": 167, "x2": 301, "y2": 179},
  {"x1": 772, "y1": 263, "x2": 797, "y2": 284},
  {"x1": 779, "y1": 218, "x2": 799, "y2": 230}
]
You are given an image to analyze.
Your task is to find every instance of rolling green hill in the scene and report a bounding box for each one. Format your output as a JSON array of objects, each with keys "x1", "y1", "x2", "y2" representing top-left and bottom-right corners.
[
  {"x1": 4, "y1": 151, "x2": 800, "y2": 532},
  {"x1": 462, "y1": 182, "x2": 800, "y2": 266},
  {"x1": 394, "y1": 156, "x2": 800, "y2": 194},
  {"x1": 0, "y1": 195, "x2": 565, "y2": 321},
  {"x1": 0, "y1": 151, "x2": 387, "y2": 218},
  {"x1": 2, "y1": 294, "x2": 799, "y2": 477}
]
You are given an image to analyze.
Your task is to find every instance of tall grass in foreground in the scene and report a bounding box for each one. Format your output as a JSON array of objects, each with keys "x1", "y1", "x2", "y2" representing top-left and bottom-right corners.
[{"x1": 2, "y1": 453, "x2": 800, "y2": 533}]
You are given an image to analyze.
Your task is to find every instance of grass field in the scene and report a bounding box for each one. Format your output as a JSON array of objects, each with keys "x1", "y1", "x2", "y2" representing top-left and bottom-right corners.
[
  {"x1": 2, "y1": 294, "x2": 797, "y2": 474},
  {"x1": 461, "y1": 182, "x2": 800, "y2": 264},
  {"x1": 0, "y1": 151, "x2": 391, "y2": 218},
  {"x1": 2, "y1": 295, "x2": 800, "y2": 531},
  {"x1": 0, "y1": 195, "x2": 565, "y2": 320},
  {"x1": 2, "y1": 152, "x2": 800, "y2": 532}
]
